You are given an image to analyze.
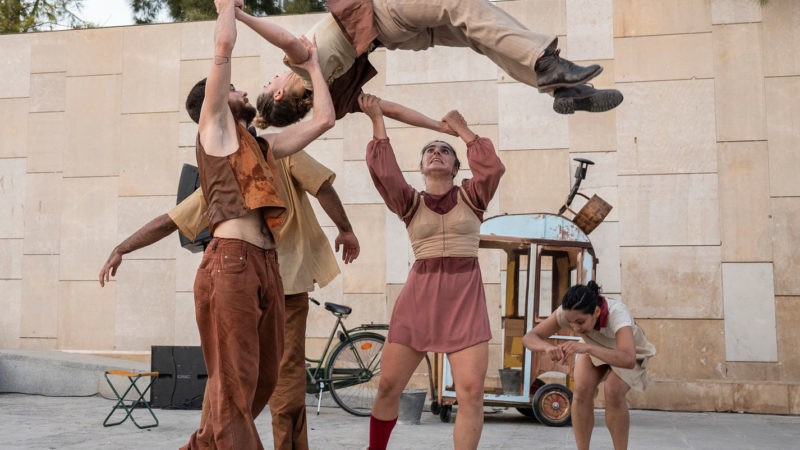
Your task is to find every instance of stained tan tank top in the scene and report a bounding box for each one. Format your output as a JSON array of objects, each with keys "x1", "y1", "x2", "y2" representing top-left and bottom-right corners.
[
  {"x1": 407, "y1": 187, "x2": 483, "y2": 260},
  {"x1": 195, "y1": 123, "x2": 286, "y2": 238}
]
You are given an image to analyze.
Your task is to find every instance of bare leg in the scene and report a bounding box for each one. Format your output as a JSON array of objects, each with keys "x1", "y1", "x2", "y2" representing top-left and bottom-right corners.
[
  {"x1": 371, "y1": 342, "x2": 425, "y2": 420},
  {"x1": 447, "y1": 342, "x2": 489, "y2": 450},
  {"x1": 571, "y1": 355, "x2": 607, "y2": 450},
  {"x1": 603, "y1": 371, "x2": 631, "y2": 450}
]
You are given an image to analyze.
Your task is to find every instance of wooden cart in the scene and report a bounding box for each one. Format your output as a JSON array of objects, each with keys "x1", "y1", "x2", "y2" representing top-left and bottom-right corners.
[{"x1": 433, "y1": 212, "x2": 599, "y2": 426}]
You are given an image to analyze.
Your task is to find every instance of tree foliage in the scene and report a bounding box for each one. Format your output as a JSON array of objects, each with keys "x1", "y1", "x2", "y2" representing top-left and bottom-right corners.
[
  {"x1": 131, "y1": 0, "x2": 326, "y2": 24},
  {"x1": 0, "y1": 0, "x2": 92, "y2": 33}
]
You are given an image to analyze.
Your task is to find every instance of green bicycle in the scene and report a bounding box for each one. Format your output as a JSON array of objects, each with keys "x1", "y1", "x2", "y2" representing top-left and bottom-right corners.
[{"x1": 306, "y1": 298, "x2": 387, "y2": 417}]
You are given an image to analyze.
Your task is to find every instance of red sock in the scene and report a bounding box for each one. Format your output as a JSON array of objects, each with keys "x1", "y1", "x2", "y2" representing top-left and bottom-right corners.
[{"x1": 368, "y1": 415, "x2": 397, "y2": 450}]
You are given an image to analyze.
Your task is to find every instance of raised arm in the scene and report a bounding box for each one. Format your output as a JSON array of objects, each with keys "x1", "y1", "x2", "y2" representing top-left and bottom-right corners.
[
  {"x1": 443, "y1": 109, "x2": 504, "y2": 212},
  {"x1": 235, "y1": 7, "x2": 309, "y2": 64},
  {"x1": 360, "y1": 93, "x2": 417, "y2": 218},
  {"x1": 359, "y1": 93, "x2": 387, "y2": 139},
  {"x1": 199, "y1": 0, "x2": 239, "y2": 157},
  {"x1": 266, "y1": 36, "x2": 336, "y2": 158},
  {"x1": 379, "y1": 99, "x2": 456, "y2": 136},
  {"x1": 315, "y1": 181, "x2": 360, "y2": 264},
  {"x1": 99, "y1": 215, "x2": 178, "y2": 287}
]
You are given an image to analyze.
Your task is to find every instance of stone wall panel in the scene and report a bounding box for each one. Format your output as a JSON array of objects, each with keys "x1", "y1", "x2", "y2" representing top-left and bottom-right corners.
[
  {"x1": 618, "y1": 174, "x2": 719, "y2": 246},
  {"x1": 718, "y1": 142, "x2": 772, "y2": 262},
  {"x1": 59, "y1": 177, "x2": 118, "y2": 281},
  {"x1": 636, "y1": 319, "x2": 725, "y2": 380},
  {"x1": 64, "y1": 75, "x2": 121, "y2": 177},
  {"x1": 0, "y1": 98, "x2": 29, "y2": 158},
  {"x1": 0, "y1": 158, "x2": 26, "y2": 239},
  {"x1": 26, "y1": 112, "x2": 64, "y2": 173},
  {"x1": 765, "y1": 77, "x2": 800, "y2": 197},
  {"x1": 118, "y1": 113, "x2": 179, "y2": 196},
  {"x1": 0, "y1": 34, "x2": 31, "y2": 98},
  {"x1": 771, "y1": 198, "x2": 800, "y2": 296},
  {"x1": 20, "y1": 255, "x2": 59, "y2": 338},
  {"x1": 23, "y1": 172, "x2": 61, "y2": 255},
  {"x1": 498, "y1": 149, "x2": 570, "y2": 214},
  {"x1": 616, "y1": 80, "x2": 717, "y2": 175},
  {"x1": 621, "y1": 247, "x2": 722, "y2": 319},
  {"x1": 58, "y1": 281, "x2": 116, "y2": 350},
  {"x1": 613, "y1": 0, "x2": 711, "y2": 37},
  {"x1": 713, "y1": 23, "x2": 766, "y2": 142},
  {"x1": 0, "y1": 280, "x2": 22, "y2": 348}
]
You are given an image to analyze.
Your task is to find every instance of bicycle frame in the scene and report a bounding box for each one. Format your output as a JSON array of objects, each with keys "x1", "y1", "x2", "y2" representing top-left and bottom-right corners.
[{"x1": 305, "y1": 314, "x2": 388, "y2": 396}]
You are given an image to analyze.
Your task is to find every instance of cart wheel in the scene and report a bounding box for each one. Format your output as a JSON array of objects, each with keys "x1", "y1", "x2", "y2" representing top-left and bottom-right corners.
[
  {"x1": 439, "y1": 404, "x2": 452, "y2": 423},
  {"x1": 515, "y1": 407, "x2": 535, "y2": 418},
  {"x1": 430, "y1": 400, "x2": 441, "y2": 415},
  {"x1": 531, "y1": 383, "x2": 572, "y2": 427},
  {"x1": 517, "y1": 378, "x2": 547, "y2": 419},
  {"x1": 531, "y1": 378, "x2": 546, "y2": 393}
]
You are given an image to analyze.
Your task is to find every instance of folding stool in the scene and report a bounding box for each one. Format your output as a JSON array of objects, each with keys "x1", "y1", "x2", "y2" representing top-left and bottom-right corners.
[{"x1": 102, "y1": 370, "x2": 160, "y2": 429}]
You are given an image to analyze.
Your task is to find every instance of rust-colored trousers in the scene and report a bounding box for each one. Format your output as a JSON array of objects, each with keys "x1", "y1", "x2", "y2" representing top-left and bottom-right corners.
[
  {"x1": 268, "y1": 292, "x2": 310, "y2": 450},
  {"x1": 184, "y1": 238, "x2": 285, "y2": 450}
]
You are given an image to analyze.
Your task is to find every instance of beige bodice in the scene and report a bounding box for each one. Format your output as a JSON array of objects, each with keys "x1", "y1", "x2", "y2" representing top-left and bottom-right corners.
[{"x1": 407, "y1": 187, "x2": 482, "y2": 259}]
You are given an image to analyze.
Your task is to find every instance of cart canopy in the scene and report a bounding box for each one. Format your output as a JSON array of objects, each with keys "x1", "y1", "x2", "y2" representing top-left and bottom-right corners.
[{"x1": 480, "y1": 213, "x2": 591, "y2": 245}]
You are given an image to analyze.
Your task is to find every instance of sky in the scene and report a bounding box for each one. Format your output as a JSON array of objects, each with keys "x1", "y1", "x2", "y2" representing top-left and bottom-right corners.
[
  {"x1": 77, "y1": 0, "x2": 169, "y2": 27},
  {"x1": 78, "y1": 0, "x2": 135, "y2": 27}
]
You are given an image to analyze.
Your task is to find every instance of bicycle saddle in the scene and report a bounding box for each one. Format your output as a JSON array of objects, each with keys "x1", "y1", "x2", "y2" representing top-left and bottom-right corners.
[{"x1": 324, "y1": 302, "x2": 352, "y2": 315}]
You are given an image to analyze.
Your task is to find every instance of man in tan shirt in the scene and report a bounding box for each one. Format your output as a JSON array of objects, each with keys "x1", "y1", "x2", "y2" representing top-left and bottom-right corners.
[{"x1": 99, "y1": 149, "x2": 359, "y2": 449}]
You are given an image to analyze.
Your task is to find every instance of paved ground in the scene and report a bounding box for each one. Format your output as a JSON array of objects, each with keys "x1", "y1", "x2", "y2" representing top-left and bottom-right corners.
[{"x1": 2, "y1": 393, "x2": 799, "y2": 449}]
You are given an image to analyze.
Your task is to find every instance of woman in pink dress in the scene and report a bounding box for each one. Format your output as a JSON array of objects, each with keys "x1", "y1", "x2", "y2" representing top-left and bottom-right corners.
[{"x1": 358, "y1": 93, "x2": 505, "y2": 450}]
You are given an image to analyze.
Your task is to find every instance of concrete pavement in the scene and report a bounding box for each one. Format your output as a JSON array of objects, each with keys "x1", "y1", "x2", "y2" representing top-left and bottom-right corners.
[{"x1": 1, "y1": 392, "x2": 799, "y2": 449}]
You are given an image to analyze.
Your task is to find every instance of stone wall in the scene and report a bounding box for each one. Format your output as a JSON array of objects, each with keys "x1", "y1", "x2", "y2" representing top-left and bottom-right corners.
[{"x1": 0, "y1": 0, "x2": 797, "y2": 413}]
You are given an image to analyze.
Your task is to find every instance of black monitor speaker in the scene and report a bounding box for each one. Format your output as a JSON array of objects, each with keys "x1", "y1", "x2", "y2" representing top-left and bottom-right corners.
[
  {"x1": 176, "y1": 163, "x2": 211, "y2": 253},
  {"x1": 150, "y1": 345, "x2": 208, "y2": 410}
]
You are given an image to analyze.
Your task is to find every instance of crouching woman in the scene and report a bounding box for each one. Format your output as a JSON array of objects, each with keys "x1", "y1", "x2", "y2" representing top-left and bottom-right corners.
[{"x1": 522, "y1": 281, "x2": 656, "y2": 450}]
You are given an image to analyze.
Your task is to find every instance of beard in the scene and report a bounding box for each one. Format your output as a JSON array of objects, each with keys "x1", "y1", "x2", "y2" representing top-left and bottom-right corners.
[{"x1": 231, "y1": 102, "x2": 257, "y2": 126}]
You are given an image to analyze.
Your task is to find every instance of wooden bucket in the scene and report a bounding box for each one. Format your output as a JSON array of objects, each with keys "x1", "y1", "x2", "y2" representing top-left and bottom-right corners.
[{"x1": 572, "y1": 195, "x2": 612, "y2": 234}]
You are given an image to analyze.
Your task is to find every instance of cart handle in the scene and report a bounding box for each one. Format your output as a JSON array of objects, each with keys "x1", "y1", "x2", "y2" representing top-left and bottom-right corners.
[
  {"x1": 557, "y1": 158, "x2": 595, "y2": 215},
  {"x1": 548, "y1": 335, "x2": 581, "y2": 342}
]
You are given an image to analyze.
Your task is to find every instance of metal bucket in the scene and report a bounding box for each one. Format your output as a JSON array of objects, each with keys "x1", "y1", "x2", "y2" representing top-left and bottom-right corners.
[
  {"x1": 498, "y1": 368, "x2": 522, "y2": 395},
  {"x1": 398, "y1": 389, "x2": 427, "y2": 425},
  {"x1": 572, "y1": 194, "x2": 612, "y2": 234}
]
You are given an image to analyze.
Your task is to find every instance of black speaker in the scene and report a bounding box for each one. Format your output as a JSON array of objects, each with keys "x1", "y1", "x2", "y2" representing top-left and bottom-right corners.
[
  {"x1": 151, "y1": 345, "x2": 208, "y2": 410},
  {"x1": 176, "y1": 163, "x2": 212, "y2": 253}
]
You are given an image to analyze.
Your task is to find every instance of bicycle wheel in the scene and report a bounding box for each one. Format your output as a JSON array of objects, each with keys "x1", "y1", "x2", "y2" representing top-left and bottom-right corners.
[{"x1": 327, "y1": 332, "x2": 385, "y2": 417}]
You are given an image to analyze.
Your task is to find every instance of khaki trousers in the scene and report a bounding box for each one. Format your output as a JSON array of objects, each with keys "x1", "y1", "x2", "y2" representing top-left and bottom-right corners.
[
  {"x1": 372, "y1": 0, "x2": 556, "y2": 88},
  {"x1": 184, "y1": 238, "x2": 285, "y2": 450}
]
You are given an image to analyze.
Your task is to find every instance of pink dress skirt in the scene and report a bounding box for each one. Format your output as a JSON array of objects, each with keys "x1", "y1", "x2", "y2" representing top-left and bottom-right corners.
[{"x1": 387, "y1": 256, "x2": 491, "y2": 353}]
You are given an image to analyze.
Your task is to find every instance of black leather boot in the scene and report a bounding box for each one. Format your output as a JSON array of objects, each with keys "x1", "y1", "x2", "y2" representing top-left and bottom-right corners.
[
  {"x1": 552, "y1": 84, "x2": 623, "y2": 114},
  {"x1": 535, "y1": 46, "x2": 603, "y2": 93}
]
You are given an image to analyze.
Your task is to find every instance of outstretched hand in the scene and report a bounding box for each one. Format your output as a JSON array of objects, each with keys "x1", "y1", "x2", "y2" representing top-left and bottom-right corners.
[
  {"x1": 442, "y1": 110, "x2": 477, "y2": 143},
  {"x1": 557, "y1": 341, "x2": 591, "y2": 365},
  {"x1": 442, "y1": 110, "x2": 468, "y2": 131},
  {"x1": 99, "y1": 249, "x2": 123, "y2": 287},
  {"x1": 545, "y1": 345, "x2": 566, "y2": 363},
  {"x1": 335, "y1": 230, "x2": 360, "y2": 264},
  {"x1": 438, "y1": 121, "x2": 458, "y2": 137},
  {"x1": 215, "y1": 0, "x2": 234, "y2": 13},
  {"x1": 289, "y1": 35, "x2": 317, "y2": 70},
  {"x1": 233, "y1": 0, "x2": 244, "y2": 16},
  {"x1": 358, "y1": 93, "x2": 383, "y2": 120}
]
